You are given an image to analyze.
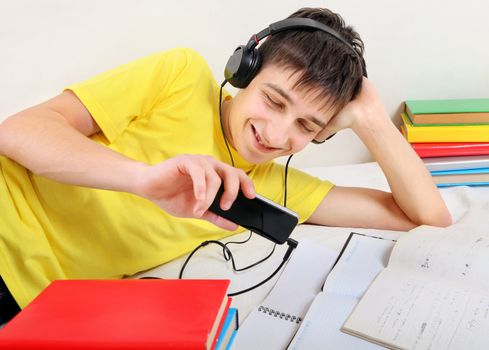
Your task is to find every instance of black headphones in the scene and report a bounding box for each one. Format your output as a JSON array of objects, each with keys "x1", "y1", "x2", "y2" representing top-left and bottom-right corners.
[
  {"x1": 224, "y1": 17, "x2": 367, "y2": 89},
  {"x1": 223, "y1": 17, "x2": 367, "y2": 143}
]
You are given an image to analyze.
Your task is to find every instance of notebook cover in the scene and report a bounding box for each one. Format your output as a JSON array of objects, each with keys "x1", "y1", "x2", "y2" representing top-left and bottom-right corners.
[{"x1": 0, "y1": 279, "x2": 230, "y2": 350}]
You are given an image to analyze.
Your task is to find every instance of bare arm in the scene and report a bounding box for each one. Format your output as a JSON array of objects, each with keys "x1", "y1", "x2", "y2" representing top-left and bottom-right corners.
[
  {"x1": 308, "y1": 78, "x2": 452, "y2": 230},
  {"x1": 0, "y1": 91, "x2": 255, "y2": 229},
  {"x1": 0, "y1": 91, "x2": 145, "y2": 192},
  {"x1": 308, "y1": 186, "x2": 420, "y2": 231}
]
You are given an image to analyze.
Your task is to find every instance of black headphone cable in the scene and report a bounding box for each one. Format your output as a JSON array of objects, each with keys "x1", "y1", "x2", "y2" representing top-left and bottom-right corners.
[
  {"x1": 177, "y1": 237, "x2": 297, "y2": 297},
  {"x1": 219, "y1": 79, "x2": 235, "y2": 167},
  {"x1": 170, "y1": 80, "x2": 298, "y2": 296}
]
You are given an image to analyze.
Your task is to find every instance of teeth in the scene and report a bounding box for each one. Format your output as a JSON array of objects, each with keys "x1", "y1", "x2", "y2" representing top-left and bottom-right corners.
[
  {"x1": 254, "y1": 129, "x2": 263, "y2": 145},
  {"x1": 253, "y1": 126, "x2": 272, "y2": 149}
]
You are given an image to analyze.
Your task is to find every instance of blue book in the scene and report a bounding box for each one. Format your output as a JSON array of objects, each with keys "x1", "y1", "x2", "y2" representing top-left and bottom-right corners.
[
  {"x1": 423, "y1": 155, "x2": 489, "y2": 172},
  {"x1": 431, "y1": 167, "x2": 489, "y2": 176},
  {"x1": 431, "y1": 167, "x2": 489, "y2": 187},
  {"x1": 437, "y1": 182, "x2": 489, "y2": 188},
  {"x1": 215, "y1": 308, "x2": 239, "y2": 350}
]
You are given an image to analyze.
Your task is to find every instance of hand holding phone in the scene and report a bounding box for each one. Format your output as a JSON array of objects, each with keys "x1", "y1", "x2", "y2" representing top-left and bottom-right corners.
[{"x1": 209, "y1": 185, "x2": 299, "y2": 244}]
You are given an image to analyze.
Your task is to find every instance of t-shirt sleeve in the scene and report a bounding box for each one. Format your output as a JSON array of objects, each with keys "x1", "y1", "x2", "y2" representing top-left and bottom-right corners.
[
  {"x1": 251, "y1": 162, "x2": 334, "y2": 224},
  {"x1": 65, "y1": 48, "x2": 201, "y2": 143}
]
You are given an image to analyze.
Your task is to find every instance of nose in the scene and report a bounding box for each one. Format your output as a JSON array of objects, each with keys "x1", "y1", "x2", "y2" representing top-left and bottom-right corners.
[{"x1": 262, "y1": 116, "x2": 292, "y2": 148}]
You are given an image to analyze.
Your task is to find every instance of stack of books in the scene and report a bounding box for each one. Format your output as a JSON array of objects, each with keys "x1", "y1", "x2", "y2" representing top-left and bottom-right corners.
[
  {"x1": 0, "y1": 279, "x2": 237, "y2": 350},
  {"x1": 400, "y1": 98, "x2": 489, "y2": 187},
  {"x1": 214, "y1": 307, "x2": 239, "y2": 350}
]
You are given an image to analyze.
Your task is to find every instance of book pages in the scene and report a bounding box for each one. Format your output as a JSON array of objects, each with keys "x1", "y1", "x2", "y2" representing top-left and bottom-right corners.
[
  {"x1": 289, "y1": 233, "x2": 396, "y2": 349},
  {"x1": 343, "y1": 208, "x2": 489, "y2": 350},
  {"x1": 232, "y1": 239, "x2": 338, "y2": 350}
]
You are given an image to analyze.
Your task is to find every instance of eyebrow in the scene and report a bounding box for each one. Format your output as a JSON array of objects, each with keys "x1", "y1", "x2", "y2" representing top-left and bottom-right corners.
[{"x1": 265, "y1": 83, "x2": 327, "y2": 129}]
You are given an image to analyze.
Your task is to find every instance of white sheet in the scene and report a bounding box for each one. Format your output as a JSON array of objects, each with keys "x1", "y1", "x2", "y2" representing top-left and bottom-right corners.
[{"x1": 134, "y1": 162, "x2": 489, "y2": 321}]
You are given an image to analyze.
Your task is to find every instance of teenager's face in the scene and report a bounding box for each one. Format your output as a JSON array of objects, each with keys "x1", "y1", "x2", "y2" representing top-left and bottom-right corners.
[{"x1": 223, "y1": 64, "x2": 336, "y2": 164}]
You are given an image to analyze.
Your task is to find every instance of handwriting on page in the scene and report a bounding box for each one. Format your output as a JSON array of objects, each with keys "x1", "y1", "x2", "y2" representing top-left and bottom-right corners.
[
  {"x1": 372, "y1": 276, "x2": 489, "y2": 349},
  {"x1": 343, "y1": 209, "x2": 489, "y2": 350},
  {"x1": 394, "y1": 231, "x2": 489, "y2": 292}
]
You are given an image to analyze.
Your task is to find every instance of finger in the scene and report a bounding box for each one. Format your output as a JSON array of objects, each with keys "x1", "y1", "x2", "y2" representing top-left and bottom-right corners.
[
  {"x1": 201, "y1": 211, "x2": 239, "y2": 231},
  {"x1": 219, "y1": 171, "x2": 241, "y2": 211},
  {"x1": 178, "y1": 158, "x2": 208, "y2": 216},
  {"x1": 179, "y1": 159, "x2": 206, "y2": 200},
  {"x1": 202, "y1": 166, "x2": 223, "y2": 213},
  {"x1": 237, "y1": 170, "x2": 256, "y2": 199},
  {"x1": 213, "y1": 163, "x2": 255, "y2": 203}
]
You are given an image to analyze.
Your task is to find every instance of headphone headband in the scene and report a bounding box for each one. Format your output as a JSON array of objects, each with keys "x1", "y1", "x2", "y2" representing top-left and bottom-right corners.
[
  {"x1": 246, "y1": 18, "x2": 354, "y2": 53},
  {"x1": 225, "y1": 17, "x2": 366, "y2": 89}
]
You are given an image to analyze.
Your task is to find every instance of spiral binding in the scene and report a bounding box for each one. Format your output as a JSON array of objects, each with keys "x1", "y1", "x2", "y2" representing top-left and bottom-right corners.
[{"x1": 258, "y1": 305, "x2": 302, "y2": 324}]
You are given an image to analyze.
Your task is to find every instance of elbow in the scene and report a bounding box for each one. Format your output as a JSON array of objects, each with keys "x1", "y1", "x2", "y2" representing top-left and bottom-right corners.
[
  {"x1": 429, "y1": 211, "x2": 452, "y2": 228},
  {"x1": 0, "y1": 117, "x2": 23, "y2": 158},
  {"x1": 440, "y1": 210, "x2": 453, "y2": 227},
  {"x1": 414, "y1": 208, "x2": 452, "y2": 228},
  {"x1": 0, "y1": 120, "x2": 12, "y2": 156}
]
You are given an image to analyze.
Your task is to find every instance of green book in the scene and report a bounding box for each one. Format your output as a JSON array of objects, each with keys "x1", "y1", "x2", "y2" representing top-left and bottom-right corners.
[
  {"x1": 405, "y1": 98, "x2": 489, "y2": 125},
  {"x1": 406, "y1": 98, "x2": 489, "y2": 114}
]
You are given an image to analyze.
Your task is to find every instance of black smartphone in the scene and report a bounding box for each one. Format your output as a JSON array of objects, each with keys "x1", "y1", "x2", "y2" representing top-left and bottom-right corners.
[{"x1": 208, "y1": 185, "x2": 299, "y2": 244}]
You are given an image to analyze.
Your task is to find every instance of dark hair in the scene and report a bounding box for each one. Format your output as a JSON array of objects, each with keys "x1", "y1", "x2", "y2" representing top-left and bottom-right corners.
[{"x1": 258, "y1": 7, "x2": 365, "y2": 114}]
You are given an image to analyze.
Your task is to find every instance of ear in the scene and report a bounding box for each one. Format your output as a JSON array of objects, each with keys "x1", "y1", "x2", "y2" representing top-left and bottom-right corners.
[{"x1": 313, "y1": 128, "x2": 336, "y2": 143}]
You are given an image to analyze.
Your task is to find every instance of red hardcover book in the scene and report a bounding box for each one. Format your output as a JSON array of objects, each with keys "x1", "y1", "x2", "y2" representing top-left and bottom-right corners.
[
  {"x1": 0, "y1": 279, "x2": 231, "y2": 350},
  {"x1": 411, "y1": 142, "x2": 489, "y2": 158}
]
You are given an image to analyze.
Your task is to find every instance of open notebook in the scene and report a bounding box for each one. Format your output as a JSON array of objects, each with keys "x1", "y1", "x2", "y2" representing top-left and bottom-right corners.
[
  {"x1": 232, "y1": 239, "x2": 338, "y2": 350},
  {"x1": 342, "y1": 208, "x2": 489, "y2": 350},
  {"x1": 288, "y1": 233, "x2": 396, "y2": 349},
  {"x1": 232, "y1": 233, "x2": 399, "y2": 350}
]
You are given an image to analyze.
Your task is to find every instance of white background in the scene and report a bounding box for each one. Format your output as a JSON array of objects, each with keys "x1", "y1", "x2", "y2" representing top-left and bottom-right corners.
[{"x1": 1, "y1": 0, "x2": 488, "y2": 167}]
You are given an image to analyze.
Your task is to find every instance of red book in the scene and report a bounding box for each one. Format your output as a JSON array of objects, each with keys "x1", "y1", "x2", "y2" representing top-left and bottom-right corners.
[
  {"x1": 0, "y1": 279, "x2": 231, "y2": 350},
  {"x1": 411, "y1": 142, "x2": 489, "y2": 158}
]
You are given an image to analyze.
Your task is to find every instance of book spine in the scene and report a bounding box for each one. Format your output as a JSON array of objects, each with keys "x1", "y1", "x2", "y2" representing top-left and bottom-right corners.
[
  {"x1": 411, "y1": 119, "x2": 489, "y2": 126},
  {"x1": 423, "y1": 156, "x2": 489, "y2": 172},
  {"x1": 412, "y1": 142, "x2": 489, "y2": 158},
  {"x1": 406, "y1": 103, "x2": 489, "y2": 125},
  {"x1": 436, "y1": 182, "x2": 489, "y2": 188},
  {"x1": 401, "y1": 113, "x2": 489, "y2": 143},
  {"x1": 405, "y1": 98, "x2": 489, "y2": 114},
  {"x1": 431, "y1": 167, "x2": 489, "y2": 176}
]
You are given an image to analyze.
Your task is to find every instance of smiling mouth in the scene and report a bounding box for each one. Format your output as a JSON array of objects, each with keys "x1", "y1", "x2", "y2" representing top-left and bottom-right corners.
[{"x1": 252, "y1": 125, "x2": 278, "y2": 152}]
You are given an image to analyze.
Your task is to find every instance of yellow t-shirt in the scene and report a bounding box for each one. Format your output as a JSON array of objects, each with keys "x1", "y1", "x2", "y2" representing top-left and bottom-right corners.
[{"x1": 0, "y1": 48, "x2": 334, "y2": 308}]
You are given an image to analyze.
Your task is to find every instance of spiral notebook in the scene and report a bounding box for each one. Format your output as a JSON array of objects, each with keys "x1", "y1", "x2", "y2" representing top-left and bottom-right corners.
[
  {"x1": 288, "y1": 232, "x2": 397, "y2": 349},
  {"x1": 232, "y1": 239, "x2": 339, "y2": 350}
]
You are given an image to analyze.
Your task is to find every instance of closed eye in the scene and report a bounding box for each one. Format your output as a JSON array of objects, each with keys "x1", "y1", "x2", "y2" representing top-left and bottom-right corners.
[
  {"x1": 263, "y1": 92, "x2": 284, "y2": 110},
  {"x1": 298, "y1": 120, "x2": 314, "y2": 133}
]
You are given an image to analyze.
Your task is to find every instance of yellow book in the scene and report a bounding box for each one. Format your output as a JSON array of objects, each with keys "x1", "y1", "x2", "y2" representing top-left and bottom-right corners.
[{"x1": 400, "y1": 113, "x2": 489, "y2": 142}]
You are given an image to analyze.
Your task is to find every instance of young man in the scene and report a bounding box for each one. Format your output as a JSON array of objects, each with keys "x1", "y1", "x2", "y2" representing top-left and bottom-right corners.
[{"x1": 0, "y1": 8, "x2": 451, "y2": 320}]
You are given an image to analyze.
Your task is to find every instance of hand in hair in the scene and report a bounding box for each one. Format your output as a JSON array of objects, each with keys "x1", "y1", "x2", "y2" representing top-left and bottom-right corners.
[{"x1": 315, "y1": 78, "x2": 386, "y2": 139}]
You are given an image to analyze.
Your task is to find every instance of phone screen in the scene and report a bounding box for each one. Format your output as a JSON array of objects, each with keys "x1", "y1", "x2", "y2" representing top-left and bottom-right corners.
[{"x1": 209, "y1": 186, "x2": 299, "y2": 244}]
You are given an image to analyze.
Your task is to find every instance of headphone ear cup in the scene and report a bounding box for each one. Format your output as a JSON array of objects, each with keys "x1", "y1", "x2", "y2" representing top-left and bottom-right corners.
[
  {"x1": 360, "y1": 56, "x2": 368, "y2": 78},
  {"x1": 312, "y1": 133, "x2": 336, "y2": 144},
  {"x1": 224, "y1": 46, "x2": 262, "y2": 88}
]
